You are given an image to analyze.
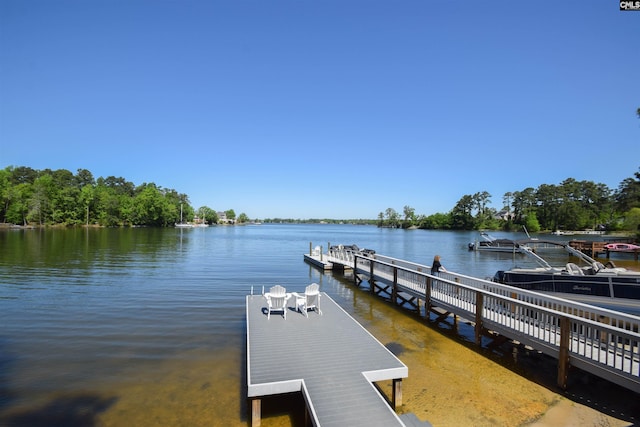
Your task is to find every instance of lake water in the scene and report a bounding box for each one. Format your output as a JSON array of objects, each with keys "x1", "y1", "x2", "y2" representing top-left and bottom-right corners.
[{"x1": 1, "y1": 225, "x2": 638, "y2": 427}]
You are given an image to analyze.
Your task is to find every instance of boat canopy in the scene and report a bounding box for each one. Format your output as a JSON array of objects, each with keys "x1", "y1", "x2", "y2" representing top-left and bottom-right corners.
[{"x1": 516, "y1": 239, "x2": 601, "y2": 270}]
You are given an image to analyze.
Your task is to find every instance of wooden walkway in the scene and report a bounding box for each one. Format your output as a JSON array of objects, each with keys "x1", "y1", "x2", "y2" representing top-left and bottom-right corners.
[
  {"x1": 246, "y1": 293, "x2": 411, "y2": 427},
  {"x1": 321, "y1": 247, "x2": 640, "y2": 394}
]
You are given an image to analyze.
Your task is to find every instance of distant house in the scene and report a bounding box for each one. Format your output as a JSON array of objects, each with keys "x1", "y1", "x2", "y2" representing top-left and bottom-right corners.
[
  {"x1": 494, "y1": 210, "x2": 515, "y2": 221},
  {"x1": 217, "y1": 211, "x2": 235, "y2": 225}
]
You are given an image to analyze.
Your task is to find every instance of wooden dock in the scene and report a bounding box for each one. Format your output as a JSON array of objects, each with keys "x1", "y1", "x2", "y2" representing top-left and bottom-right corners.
[
  {"x1": 246, "y1": 293, "x2": 412, "y2": 427},
  {"x1": 316, "y1": 247, "x2": 640, "y2": 394},
  {"x1": 568, "y1": 240, "x2": 607, "y2": 256},
  {"x1": 568, "y1": 239, "x2": 640, "y2": 260}
]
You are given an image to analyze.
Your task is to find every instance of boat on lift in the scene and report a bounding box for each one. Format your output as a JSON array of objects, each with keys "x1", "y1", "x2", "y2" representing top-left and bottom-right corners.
[
  {"x1": 468, "y1": 232, "x2": 527, "y2": 253},
  {"x1": 493, "y1": 241, "x2": 640, "y2": 315}
]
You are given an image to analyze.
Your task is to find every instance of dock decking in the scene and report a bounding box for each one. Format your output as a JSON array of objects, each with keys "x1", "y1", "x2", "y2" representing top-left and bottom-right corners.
[{"x1": 246, "y1": 293, "x2": 409, "y2": 427}]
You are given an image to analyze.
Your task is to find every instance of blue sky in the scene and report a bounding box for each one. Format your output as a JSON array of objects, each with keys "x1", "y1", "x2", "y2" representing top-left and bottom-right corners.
[{"x1": 1, "y1": 1, "x2": 638, "y2": 219}]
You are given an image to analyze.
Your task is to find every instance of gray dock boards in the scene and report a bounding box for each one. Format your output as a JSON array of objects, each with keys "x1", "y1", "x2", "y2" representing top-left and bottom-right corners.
[{"x1": 246, "y1": 292, "x2": 408, "y2": 426}]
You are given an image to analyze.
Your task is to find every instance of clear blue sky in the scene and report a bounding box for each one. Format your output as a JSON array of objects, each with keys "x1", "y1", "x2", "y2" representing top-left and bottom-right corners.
[{"x1": 1, "y1": 1, "x2": 638, "y2": 219}]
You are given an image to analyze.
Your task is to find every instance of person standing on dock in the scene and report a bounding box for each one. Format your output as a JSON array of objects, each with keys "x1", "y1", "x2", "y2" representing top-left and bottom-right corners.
[{"x1": 431, "y1": 255, "x2": 446, "y2": 274}]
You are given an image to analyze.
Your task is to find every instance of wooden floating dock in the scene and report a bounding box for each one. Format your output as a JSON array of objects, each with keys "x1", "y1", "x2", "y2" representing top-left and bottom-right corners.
[
  {"x1": 246, "y1": 293, "x2": 413, "y2": 427},
  {"x1": 303, "y1": 253, "x2": 333, "y2": 270},
  {"x1": 568, "y1": 240, "x2": 607, "y2": 256},
  {"x1": 303, "y1": 243, "x2": 354, "y2": 271}
]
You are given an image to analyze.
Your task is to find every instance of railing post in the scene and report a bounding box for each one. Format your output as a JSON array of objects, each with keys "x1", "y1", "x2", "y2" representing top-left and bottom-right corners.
[
  {"x1": 392, "y1": 267, "x2": 398, "y2": 306},
  {"x1": 354, "y1": 254, "x2": 359, "y2": 285},
  {"x1": 369, "y1": 258, "x2": 375, "y2": 294},
  {"x1": 425, "y1": 276, "x2": 432, "y2": 319},
  {"x1": 309, "y1": 241, "x2": 312, "y2": 256},
  {"x1": 557, "y1": 316, "x2": 570, "y2": 390},
  {"x1": 475, "y1": 292, "x2": 484, "y2": 346}
]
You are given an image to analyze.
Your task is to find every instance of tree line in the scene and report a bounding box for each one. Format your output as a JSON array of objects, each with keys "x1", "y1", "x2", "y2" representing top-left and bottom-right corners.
[
  {"x1": 3, "y1": 164, "x2": 639, "y2": 236},
  {"x1": 377, "y1": 167, "x2": 640, "y2": 237},
  {"x1": 0, "y1": 166, "x2": 246, "y2": 227}
]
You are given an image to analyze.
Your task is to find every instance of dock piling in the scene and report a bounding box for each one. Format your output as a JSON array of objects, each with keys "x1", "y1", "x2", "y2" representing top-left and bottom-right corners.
[
  {"x1": 393, "y1": 378, "x2": 403, "y2": 408},
  {"x1": 251, "y1": 398, "x2": 261, "y2": 427},
  {"x1": 557, "y1": 316, "x2": 570, "y2": 390}
]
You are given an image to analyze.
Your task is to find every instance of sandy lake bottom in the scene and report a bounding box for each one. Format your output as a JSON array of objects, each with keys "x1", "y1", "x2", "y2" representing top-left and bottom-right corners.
[{"x1": 79, "y1": 302, "x2": 639, "y2": 427}]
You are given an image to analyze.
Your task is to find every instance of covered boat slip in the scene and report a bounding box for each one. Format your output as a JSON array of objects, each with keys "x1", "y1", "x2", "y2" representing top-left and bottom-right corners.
[{"x1": 246, "y1": 293, "x2": 409, "y2": 427}]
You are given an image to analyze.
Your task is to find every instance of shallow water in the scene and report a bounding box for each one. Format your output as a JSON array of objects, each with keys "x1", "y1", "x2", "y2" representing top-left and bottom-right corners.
[{"x1": 0, "y1": 225, "x2": 638, "y2": 426}]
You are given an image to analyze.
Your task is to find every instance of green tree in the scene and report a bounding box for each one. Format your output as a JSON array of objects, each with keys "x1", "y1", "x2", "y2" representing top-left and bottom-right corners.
[
  {"x1": 54, "y1": 186, "x2": 82, "y2": 224},
  {"x1": 511, "y1": 188, "x2": 536, "y2": 225},
  {"x1": 500, "y1": 191, "x2": 514, "y2": 230},
  {"x1": 0, "y1": 166, "x2": 198, "y2": 227},
  {"x1": 100, "y1": 176, "x2": 135, "y2": 197},
  {"x1": 10, "y1": 166, "x2": 38, "y2": 185},
  {"x1": 94, "y1": 185, "x2": 120, "y2": 226},
  {"x1": 75, "y1": 168, "x2": 95, "y2": 188},
  {"x1": 5, "y1": 182, "x2": 31, "y2": 225},
  {"x1": 502, "y1": 192, "x2": 513, "y2": 212},
  {"x1": 237, "y1": 212, "x2": 249, "y2": 223},
  {"x1": 472, "y1": 191, "x2": 492, "y2": 228},
  {"x1": 80, "y1": 184, "x2": 95, "y2": 225},
  {"x1": 450, "y1": 195, "x2": 475, "y2": 230},
  {"x1": 615, "y1": 168, "x2": 640, "y2": 213},
  {"x1": 29, "y1": 174, "x2": 54, "y2": 224},
  {"x1": 225, "y1": 209, "x2": 236, "y2": 221},
  {"x1": 97, "y1": 176, "x2": 137, "y2": 225},
  {"x1": 560, "y1": 178, "x2": 585, "y2": 229},
  {"x1": 418, "y1": 212, "x2": 451, "y2": 229},
  {"x1": 622, "y1": 207, "x2": 640, "y2": 238},
  {"x1": 51, "y1": 169, "x2": 75, "y2": 189},
  {"x1": 523, "y1": 210, "x2": 541, "y2": 232},
  {"x1": 94, "y1": 176, "x2": 136, "y2": 226},
  {"x1": 197, "y1": 206, "x2": 217, "y2": 224},
  {"x1": 384, "y1": 207, "x2": 399, "y2": 228},
  {"x1": 580, "y1": 181, "x2": 612, "y2": 229},
  {"x1": 131, "y1": 183, "x2": 178, "y2": 226},
  {"x1": 402, "y1": 205, "x2": 415, "y2": 228},
  {"x1": 0, "y1": 168, "x2": 10, "y2": 222},
  {"x1": 535, "y1": 184, "x2": 559, "y2": 230}
]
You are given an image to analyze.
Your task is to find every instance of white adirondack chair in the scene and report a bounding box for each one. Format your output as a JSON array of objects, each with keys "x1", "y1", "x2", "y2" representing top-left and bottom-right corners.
[
  {"x1": 299, "y1": 283, "x2": 322, "y2": 317},
  {"x1": 264, "y1": 285, "x2": 290, "y2": 319}
]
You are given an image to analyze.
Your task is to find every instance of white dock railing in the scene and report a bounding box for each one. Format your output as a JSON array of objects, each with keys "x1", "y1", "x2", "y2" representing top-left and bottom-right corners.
[{"x1": 326, "y1": 248, "x2": 640, "y2": 393}]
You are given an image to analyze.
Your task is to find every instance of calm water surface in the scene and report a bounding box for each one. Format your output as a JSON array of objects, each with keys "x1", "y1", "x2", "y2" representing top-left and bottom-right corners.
[{"x1": 1, "y1": 225, "x2": 638, "y2": 426}]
